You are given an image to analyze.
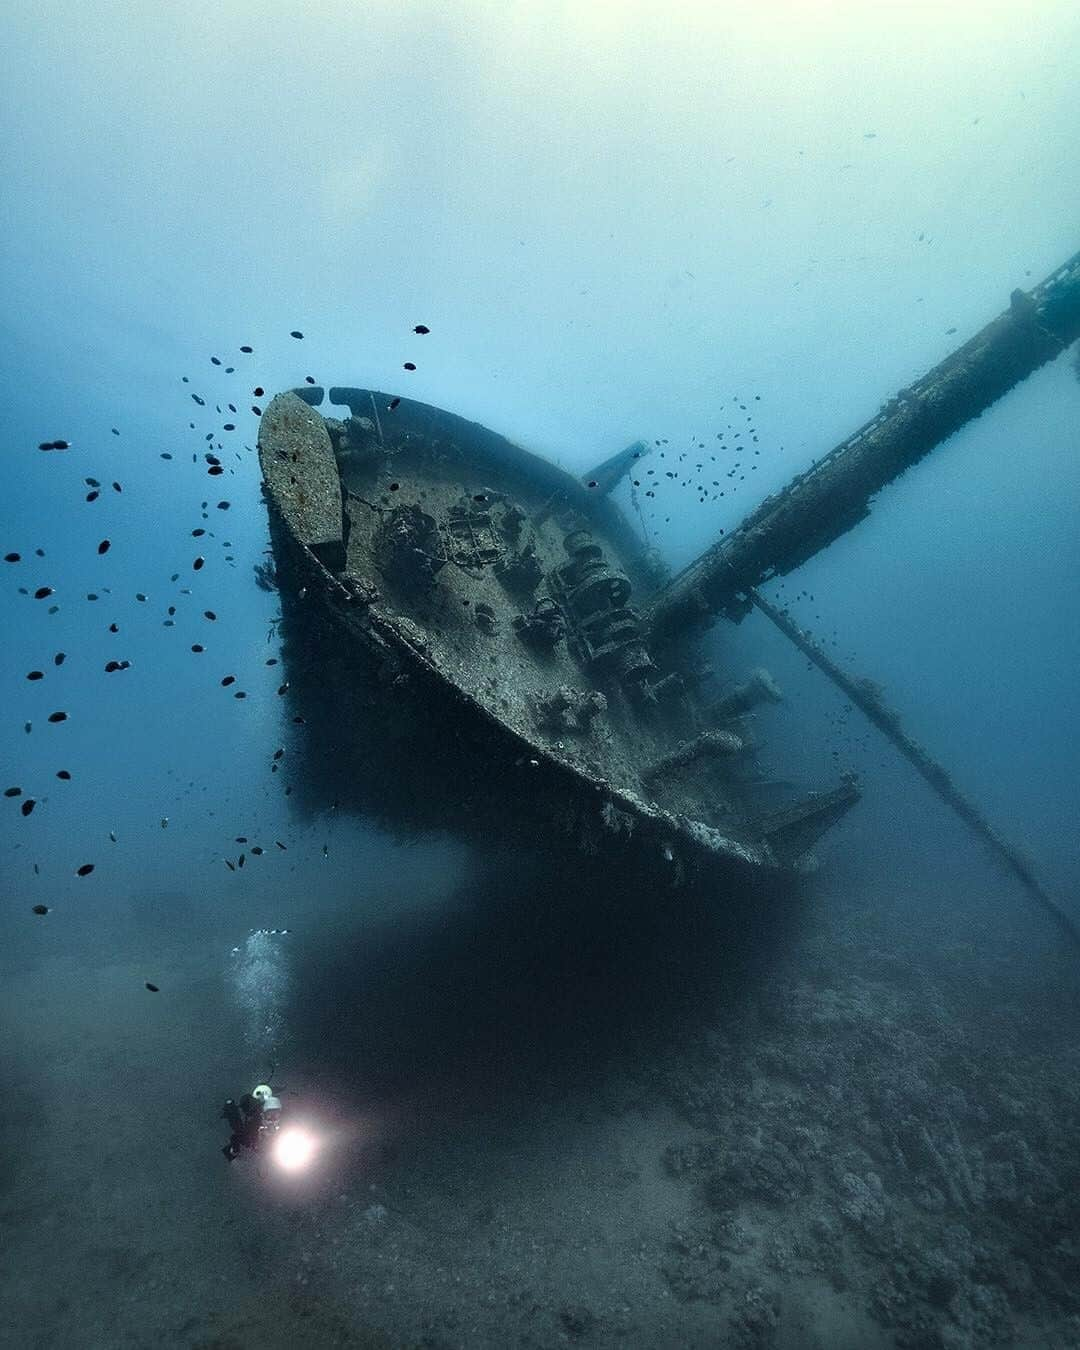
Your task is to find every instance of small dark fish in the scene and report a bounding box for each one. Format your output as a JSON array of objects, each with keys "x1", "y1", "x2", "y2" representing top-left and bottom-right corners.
[
  {"x1": 4, "y1": 553, "x2": 20, "y2": 563},
  {"x1": 235, "y1": 836, "x2": 248, "y2": 843},
  {"x1": 33, "y1": 904, "x2": 49, "y2": 915},
  {"x1": 54, "y1": 652, "x2": 65, "y2": 665},
  {"x1": 109, "y1": 623, "x2": 119, "y2": 633},
  {"x1": 216, "y1": 502, "x2": 230, "y2": 510},
  {"x1": 253, "y1": 386, "x2": 264, "y2": 397},
  {"x1": 34, "y1": 586, "x2": 54, "y2": 600},
  {"x1": 388, "y1": 398, "x2": 401, "y2": 411},
  {"x1": 304, "y1": 376, "x2": 315, "y2": 384},
  {"x1": 275, "y1": 841, "x2": 287, "y2": 850},
  {"x1": 76, "y1": 863, "x2": 94, "y2": 876},
  {"x1": 240, "y1": 345, "x2": 253, "y2": 353},
  {"x1": 223, "y1": 424, "x2": 235, "y2": 431},
  {"x1": 56, "y1": 770, "x2": 71, "y2": 780},
  {"x1": 48, "y1": 711, "x2": 68, "y2": 723},
  {"x1": 945, "y1": 326, "x2": 957, "y2": 334},
  {"x1": 208, "y1": 465, "x2": 224, "y2": 476},
  {"x1": 27, "y1": 671, "x2": 44, "y2": 680},
  {"x1": 225, "y1": 860, "x2": 236, "y2": 872},
  {"x1": 204, "y1": 610, "x2": 217, "y2": 620},
  {"x1": 413, "y1": 324, "x2": 430, "y2": 334},
  {"x1": 403, "y1": 362, "x2": 416, "y2": 371},
  {"x1": 112, "y1": 482, "x2": 122, "y2": 493},
  {"x1": 86, "y1": 477, "x2": 100, "y2": 487},
  {"x1": 265, "y1": 658, "x2": 278, "y2": 666},
  {"x1": 221, "y1": 675, "x2": 236, "y2": 686},
  {"x1": 21, "y1": 799, "x2": 36, "y2": 816},
  {"x1": 193, "y1": 557, "x2": 205, "y2": 570},
  {"x1": 98, "y1": 539, "x2": 110, "y2": 555},
  {"x1": 238, "y1": 854, "x2": 245, "y2": 868},
  {"x1": 135, "y1": 593, "x2": 147, "y2": 602},
  {"x1": 211, "y1": 356, "x2": 221, "y2": 365},
  {"x1": 273, "y1": 748, "x2": 284, "y2": 760},
  {"x1": 3, "y1": 787, "x2": 21, "y2": 797},
  {"x1": 191, "y1": 644, "x2": 205, "y2": 653},
  {"x1": 277, "y1": 683, "x2": 289, "y2": 696},
  {"x1": 290, "y1": 330, "x2": 304, "y2": 339},
  {"x1": 145, "y1": 982, "x2": 160, "y2": 992},
  {"x1": 112, "y1": 428, "x2": 120, "y2": 435},
  {"x1": 251, "y1": 846, "x2": 264, "y2": 856},
  {"x1": 161, "y1": 453, "x2": 173, "y2": 460},
  {"x1": 252, "y1": 405, "x2": 262, "y2": 416},
  {"x1": 192, "y1": 394, "x2": 205, "y2": 406},
  {"x1": 234, "y1": 691, "x2": 246, "y2": 699}
]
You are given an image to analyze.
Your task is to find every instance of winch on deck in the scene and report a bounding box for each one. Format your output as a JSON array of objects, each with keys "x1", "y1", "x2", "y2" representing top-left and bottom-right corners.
[{"x1": 547, "y1": 529, "x2": 656, "y2": 692}]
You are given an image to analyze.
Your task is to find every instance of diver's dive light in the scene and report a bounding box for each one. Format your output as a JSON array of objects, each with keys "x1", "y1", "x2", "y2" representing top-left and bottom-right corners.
[{"x1": 273, "y1": 1125, "x2": 318, "y2": 1172}]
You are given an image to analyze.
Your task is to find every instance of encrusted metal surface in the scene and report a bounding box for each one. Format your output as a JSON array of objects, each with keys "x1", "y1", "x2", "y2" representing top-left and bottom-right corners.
[{"x1": 259, "y1": 394, "x2": 343, "y2": 552}]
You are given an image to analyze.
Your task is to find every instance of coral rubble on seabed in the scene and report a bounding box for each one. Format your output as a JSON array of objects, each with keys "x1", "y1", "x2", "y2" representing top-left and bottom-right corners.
[{"x1": 262, "y1": 893, "x2": 1080, "y2": 1349}]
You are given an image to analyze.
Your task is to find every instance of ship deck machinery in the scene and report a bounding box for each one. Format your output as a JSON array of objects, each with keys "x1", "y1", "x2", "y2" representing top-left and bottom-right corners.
[
  {"x1": 258, "y1": 386, "x2": 859, "y2": 886},
  {"x1": 258, "y1": 245, "x2": 1080, "y2": 928}
]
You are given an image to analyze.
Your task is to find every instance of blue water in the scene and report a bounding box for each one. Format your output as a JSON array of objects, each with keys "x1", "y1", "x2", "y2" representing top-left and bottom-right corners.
[{"x1": 3, "y1": 7, "x2": 1080, "y2": 1348}]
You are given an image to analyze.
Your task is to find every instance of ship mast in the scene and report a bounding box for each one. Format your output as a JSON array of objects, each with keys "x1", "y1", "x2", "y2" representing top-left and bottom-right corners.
[
  {"x1": 643, "y1": 247, "x2": 1080, "y2": 943},
  {"x1": 646, "y1": 249, "x2": 1080, "y2": 639}
]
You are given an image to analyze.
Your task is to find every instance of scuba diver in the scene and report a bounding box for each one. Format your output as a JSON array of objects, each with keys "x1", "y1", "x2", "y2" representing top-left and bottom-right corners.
[{"x1": 221, "y1": 1083, "x2": 282, "y2": 1161}]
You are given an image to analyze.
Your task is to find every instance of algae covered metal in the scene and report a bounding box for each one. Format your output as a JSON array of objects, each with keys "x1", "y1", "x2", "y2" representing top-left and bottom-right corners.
[
  {"x1": 647, "y1": 249, "x2": 1080, "y2": 636},
  {"x1": 258, "y1": 388, "x2": 858, "y2": 890},
  {"x1": 258, "y1": 248, "x2": 1080, "y2": 902}
]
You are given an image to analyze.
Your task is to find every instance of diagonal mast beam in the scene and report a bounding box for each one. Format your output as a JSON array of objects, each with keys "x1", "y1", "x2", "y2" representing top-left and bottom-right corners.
[{"x1": 647, "y1": 249, "x2": 1080, "y2": 639}]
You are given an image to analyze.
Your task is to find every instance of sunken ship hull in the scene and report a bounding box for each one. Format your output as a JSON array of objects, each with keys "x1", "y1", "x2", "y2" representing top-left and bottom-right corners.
[
  {"x1": 258, "y1": 388, "x2": 858, "y2": 891},
  {"x1": 256, "y1": 251, "x2": 1080, "y2": 913}
]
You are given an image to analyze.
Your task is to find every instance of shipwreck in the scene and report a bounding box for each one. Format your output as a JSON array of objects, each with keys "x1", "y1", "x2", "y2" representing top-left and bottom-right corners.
[{"x1": 257, "y1": 249, "x2": 1080, "y2": 927}]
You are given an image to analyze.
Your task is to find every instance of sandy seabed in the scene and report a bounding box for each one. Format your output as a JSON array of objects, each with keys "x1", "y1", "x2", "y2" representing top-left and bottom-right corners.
[{"x1": 3, "y1": 869, "x2": 1080, "y2": 1350}]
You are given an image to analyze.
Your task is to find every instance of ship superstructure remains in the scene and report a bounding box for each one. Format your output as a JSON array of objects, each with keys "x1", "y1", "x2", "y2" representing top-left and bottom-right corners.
[
  {"x1": 258, "y1": 248, "x2": 1080, "y2": 899},
  {"x1": 259, "y1": 386, "x2": 857, "y2": 886}
]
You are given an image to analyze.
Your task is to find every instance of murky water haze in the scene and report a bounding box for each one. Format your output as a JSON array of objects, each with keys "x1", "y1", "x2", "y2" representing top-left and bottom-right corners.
[{"x1": 3, "y1": 4, "x2": 1080, "y2": 1347}]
